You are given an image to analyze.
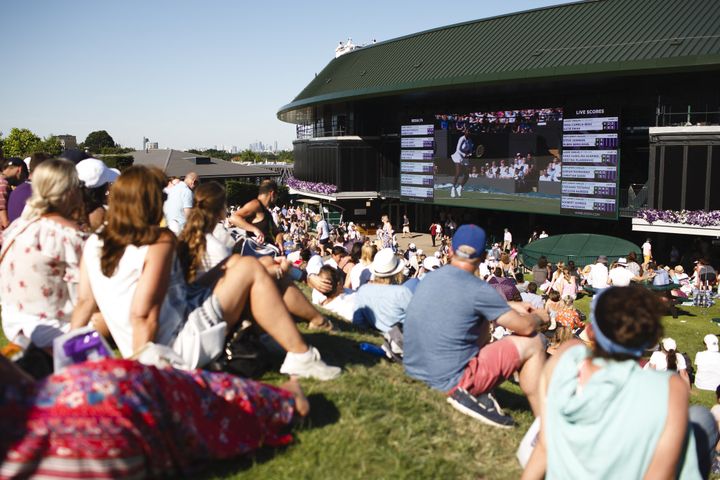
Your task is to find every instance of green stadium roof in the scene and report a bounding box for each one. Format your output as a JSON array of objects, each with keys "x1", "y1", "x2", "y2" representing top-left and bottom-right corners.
[{"x1": 279, "y1": 0, "x2": 720, "y2": 123}]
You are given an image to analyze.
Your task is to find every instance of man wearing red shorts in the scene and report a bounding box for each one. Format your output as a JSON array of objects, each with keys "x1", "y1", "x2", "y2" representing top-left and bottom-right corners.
[{"x1": 403, "y1": 224, "x2": 547, "y2": 428}]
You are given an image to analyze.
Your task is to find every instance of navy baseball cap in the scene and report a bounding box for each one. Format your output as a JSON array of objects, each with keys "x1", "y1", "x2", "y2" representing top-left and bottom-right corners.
[{"x1": 452, "y1": 224, "x2": 486, "y2": 259}]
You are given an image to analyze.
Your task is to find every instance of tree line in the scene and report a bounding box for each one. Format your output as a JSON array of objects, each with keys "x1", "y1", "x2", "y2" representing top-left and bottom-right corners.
[{"x1": 0, "y1": 128, "x2": 133, "y2": 158}]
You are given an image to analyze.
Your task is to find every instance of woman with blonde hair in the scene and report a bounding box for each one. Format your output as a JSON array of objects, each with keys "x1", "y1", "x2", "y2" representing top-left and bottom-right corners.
[
  {"x1": 348, "y1": 241, "x2": 376, "y2": 290},
  {"x1": 0, "y1": 158, "x2": 85, "y2": 357},
  {"x1": 71, "y1": 166, "x2": 340, "y2": 380}
]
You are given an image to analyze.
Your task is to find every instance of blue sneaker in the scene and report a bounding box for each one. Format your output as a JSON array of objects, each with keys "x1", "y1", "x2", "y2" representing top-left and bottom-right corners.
[{"x1": 447, "y1": 388, "x2": 514, "y2": 428}]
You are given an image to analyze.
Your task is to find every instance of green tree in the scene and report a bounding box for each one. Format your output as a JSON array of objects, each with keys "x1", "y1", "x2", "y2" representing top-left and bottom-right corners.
[
  {"x1": 225, "y1": 180, "x2": 258, "y2": 207},
  {"x1": 84, "y1": 130, "x2": 115, "y2": 153},
  {"x1": 238, "y1": 149, "x2": 260, "y2": 163},
  {"x1": 40, "y1": 135, "x2": 63, "y2": 157},
  {"x1": 3, "y1": 128, "x2": 41, "y2": 157},
  {"x1": 99, "y1": 154, "x2": 134, "y2": 171}
]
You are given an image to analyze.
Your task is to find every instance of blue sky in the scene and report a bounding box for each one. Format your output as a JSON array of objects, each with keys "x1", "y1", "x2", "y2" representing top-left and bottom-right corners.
[{"x1": 1, "y1": 1, "x2": 572, "y2": 151}]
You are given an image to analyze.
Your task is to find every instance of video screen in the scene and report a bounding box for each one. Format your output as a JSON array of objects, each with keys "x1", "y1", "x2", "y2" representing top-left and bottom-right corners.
[
  {"x1": 399, "y1": 106, "x2": 620, "y2": 219},
  {"x1": 431, "y1": 108, "x2": 564, "y2": 214}
]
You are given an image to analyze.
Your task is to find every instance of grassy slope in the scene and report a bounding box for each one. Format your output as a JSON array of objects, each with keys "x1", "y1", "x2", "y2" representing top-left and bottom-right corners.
[{"x1": 2, "y1": 297, "x2": 720, "y2": 479}]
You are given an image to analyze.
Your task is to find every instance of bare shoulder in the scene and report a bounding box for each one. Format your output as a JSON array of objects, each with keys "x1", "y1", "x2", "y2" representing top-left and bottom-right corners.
[{"x1": 45, "y1": 215, "x2": 81, "y2": 231}]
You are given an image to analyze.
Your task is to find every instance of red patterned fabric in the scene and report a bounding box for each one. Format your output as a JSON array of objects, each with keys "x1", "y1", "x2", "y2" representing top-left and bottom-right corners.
[{"x1": 0, "y1": 359, "x2": 296, "y2": 479}]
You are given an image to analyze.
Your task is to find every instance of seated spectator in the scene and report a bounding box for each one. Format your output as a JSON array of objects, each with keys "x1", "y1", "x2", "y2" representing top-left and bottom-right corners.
[
  {"x1": 648, "y1": 261, "x2": 671, "y2": 286},
  {"x1": 343, "y1": 242, "x2": 363, "y2": 288},
  {"x1": 521, "y1": 282, "x2": 544, "y2": 310},
  {"x1": 71, "y1": 166, "x2": 340, "y2": 380},
  {"x1": 0, "y1": 159, "x2": 85, "y2": 355},
  {"x1": 695, "y1": 334, "x2": 720, "y2": 392},
  {"x1": 7, "y1": 153, "x2": 49, "y2": 223},
  {"x1": 554, "y1": 296, "x2": 584, "y2": 330},
  {"x1": 607, "y1": 257, "x2": 642, "y2": 286},
  {"x1": 532, "y1": 256, "x2": 551, "y2": 287},
  {"x1": 523, "y1": 286, "x2": 714, "y2": 479},
  {"x1": 353, "y1": 248, "x2": 412, "y2": 333},
  {"x1": 488, "y1": 267, "x2": 521, "y2": 301},
  {"x1": 551, "y1": 267, "x2": 577, "y2": 299},
  {"x1": 0, "y1": 356, "x2": 308, "y2": 478},
  {"x1": 311, "y1": 266, "x2": 356, "y2": 322},
  {"x1": 404, "y1": 256, "x2": 441, "y2": 293},
  {"x1": 544, "y1": 290, "x2": 563, "y2": 321},
  {"x1": 625, "y1": 251, "x2": 642, "y2": 277},
  {"x1": 348, "y1": 242, "x2": 375, "y2": 290},
  {"x1": 76, "y1": 158, "x2": 119, "y2": 232},
  {"x1": 176, "y1": 182, "x2": 234, "y2": 280},
  {"x1": 645, "y1": 337, "x2": 690, "y2": 385},
  {"x1": 404, "y1": 225, "x2": 548, "y2": 428},
  {"x1": 515, "y1": 272, "x2": 529, "y2": 293},
  {"x1": 586, "y1": 255, "x2": 609, "y2": 290},
  {"x1": 546, "y1": 326, "x2": 573, "y2": 356},
  {"x1": 178, "y1": 182, "x2": 332, "y2": 332}
]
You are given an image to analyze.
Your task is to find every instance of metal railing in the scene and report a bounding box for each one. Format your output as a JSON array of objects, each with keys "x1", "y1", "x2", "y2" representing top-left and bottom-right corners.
[{"x1": 656, "y1": 108, "x2": 720, "y2": 127}]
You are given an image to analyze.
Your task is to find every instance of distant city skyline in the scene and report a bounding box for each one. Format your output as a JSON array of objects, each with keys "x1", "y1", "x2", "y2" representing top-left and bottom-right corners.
[{"x1": 1, "y1": 0, "x2": 572, "y2": 151}]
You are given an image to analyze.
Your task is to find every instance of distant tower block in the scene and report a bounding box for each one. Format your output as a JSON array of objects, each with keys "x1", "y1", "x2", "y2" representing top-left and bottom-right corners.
[{"x1": 143, "y1": 137, "x2": 149, "y2": 151}]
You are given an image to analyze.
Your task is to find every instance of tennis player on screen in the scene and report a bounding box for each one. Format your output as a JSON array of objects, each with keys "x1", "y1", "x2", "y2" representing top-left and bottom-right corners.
[{"x1": 450, "y1": 128, "x2": 473, "y2": 198}]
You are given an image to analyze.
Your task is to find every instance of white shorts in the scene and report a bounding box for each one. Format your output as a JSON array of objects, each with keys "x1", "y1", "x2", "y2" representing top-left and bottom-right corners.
[
  {"x1": 402, "y1": 226, "x2": 410, "y2": 233},
  {"x1": 171, "y1": 285, "x2": 227, "y2": 368}
]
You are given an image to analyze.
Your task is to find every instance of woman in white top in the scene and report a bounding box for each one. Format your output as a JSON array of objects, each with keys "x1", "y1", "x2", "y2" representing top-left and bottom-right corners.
[
  {"x1": 348, "y1": 242, "x2": 376, "y2": 290},
  {"x1": 70, "y1": 166, "x2": 339, "y2": 380},
  {"x1": 177, "y1": 182, "x2": 234, "y2": 281},
  {"x1": 0, "y1": 159, "x2": 85, "y2": 349},
  {"x1": 645, "y1": 337, "x2": 690, "y2": 385}
]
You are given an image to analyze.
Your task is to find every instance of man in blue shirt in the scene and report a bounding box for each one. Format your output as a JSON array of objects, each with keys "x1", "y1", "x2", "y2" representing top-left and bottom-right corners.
[
  {"x1": 404, "y1": 224, "x2": 548, "y2": 428},
  {"x1": 163, "y1": 172, "x2": 198, "y2": 234}
]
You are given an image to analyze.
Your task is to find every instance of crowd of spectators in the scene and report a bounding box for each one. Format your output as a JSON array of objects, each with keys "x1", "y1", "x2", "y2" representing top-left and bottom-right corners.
[
  {"x1": 436, "y1": 108, "x2": 563, "y2": 135},
  {"x1": 2, "y1": 153, "x2": 720, "y2": 477}
]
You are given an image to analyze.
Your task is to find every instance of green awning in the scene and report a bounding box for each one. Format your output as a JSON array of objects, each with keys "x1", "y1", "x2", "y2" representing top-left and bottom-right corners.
[{"x1": 519, "y1": 234, "x2": 641, "y2": 268}]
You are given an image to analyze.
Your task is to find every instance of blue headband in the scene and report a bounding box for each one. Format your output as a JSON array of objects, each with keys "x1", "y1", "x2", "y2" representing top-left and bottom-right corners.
[{"x1": 590, "y1": 288, "x2": 647, "y2": 358}]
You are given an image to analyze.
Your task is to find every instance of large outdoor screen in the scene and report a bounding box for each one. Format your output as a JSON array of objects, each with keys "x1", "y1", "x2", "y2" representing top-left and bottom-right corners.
[{"x1": 399, "y1": 106, "x2": 620, "y2": 219}]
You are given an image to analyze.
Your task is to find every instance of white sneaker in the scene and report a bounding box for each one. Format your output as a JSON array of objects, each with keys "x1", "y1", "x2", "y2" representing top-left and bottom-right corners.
[
  {"x1": 450, "y1": 186, "x2": 456, "y2": 198},
  {"x1": 457, "y1": 185, "x2": 463, "y2": 197},
  {"x1": 280, "y1": 346, "x2": 341, "y2": 381}
]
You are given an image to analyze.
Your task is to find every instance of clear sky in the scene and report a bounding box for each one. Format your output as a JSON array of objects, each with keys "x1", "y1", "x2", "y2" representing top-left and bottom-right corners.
[{"x1": 2, "y1": 0, "x2": 572, "y2": 151}]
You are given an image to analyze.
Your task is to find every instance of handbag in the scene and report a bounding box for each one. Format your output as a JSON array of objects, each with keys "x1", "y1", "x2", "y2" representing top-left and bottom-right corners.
[
  {"x1": 233, "y1": 235, "x2": 281, "y2": 258},
  {"x1": 210, "y1": 320, "x2": 270, "y2": 378}
]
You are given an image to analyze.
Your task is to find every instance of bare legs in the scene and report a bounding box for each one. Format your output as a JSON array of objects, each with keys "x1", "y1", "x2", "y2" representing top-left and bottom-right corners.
[
  {"x1": 276, "y1": 276, "x2": 329, "y2": 329},
  {"x1": 212, "y1": 255, "x2": 308, "y2": 354},
  {"x1": 507, "y1": 334, "x2": 546, "y2": 417}
]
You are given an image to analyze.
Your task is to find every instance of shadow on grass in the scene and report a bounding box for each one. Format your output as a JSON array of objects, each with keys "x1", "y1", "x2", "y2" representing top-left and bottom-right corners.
[
  {"x1": 195, "y1": 392, "x2": 340, "y2": 479},
  {"x1": 302, "y1": 331, "x2": 385, "y2": 369},
  {"x1": 495, "y1": 382, "x2": 532, "y2": 413}
]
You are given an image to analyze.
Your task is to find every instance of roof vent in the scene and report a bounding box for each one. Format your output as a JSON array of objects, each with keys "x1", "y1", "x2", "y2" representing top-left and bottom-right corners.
[
  {"x1": 192, "y1": 156, "x2": 212, "y2": 165},
  {"x1": 669, "y1": 38, "x2": 683, "y2": 46},
  {"x1": 531, "y1": 50, "x2": 543, "y2": 57},
  {"x1": 360, "y1": 70, "x2": 366, "y2": 76},
  {"x1": 413, "y1": 62, "x2": 422, "y2": 68},
  {"x1": 326, "y1": 78, "x2": 333, "y2": 84}
]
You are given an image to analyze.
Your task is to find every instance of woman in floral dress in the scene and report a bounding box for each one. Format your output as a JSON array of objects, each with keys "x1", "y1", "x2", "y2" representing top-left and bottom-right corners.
[{"x1": 0, "y1": 159, "x2": 85, "y2": 351}]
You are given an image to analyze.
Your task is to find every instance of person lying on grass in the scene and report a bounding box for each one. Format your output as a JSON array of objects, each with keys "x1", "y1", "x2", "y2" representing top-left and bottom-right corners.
[
  {"x1": 0, "y1": 355, "x2": 309, "y2": 479},
  {"x1": 70, "y1": 166, "x2": 340, "y2": 381}
]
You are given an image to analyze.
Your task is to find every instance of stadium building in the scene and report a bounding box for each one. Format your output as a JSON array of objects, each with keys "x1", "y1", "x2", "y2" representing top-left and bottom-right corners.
[{"x1": 278, "y1": 0, "x2": 720, "y2": 244}]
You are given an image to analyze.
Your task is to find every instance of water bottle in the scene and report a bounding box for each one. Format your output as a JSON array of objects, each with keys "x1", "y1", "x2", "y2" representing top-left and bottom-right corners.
[{"x1": 359, "y1": 342, "x2": 386, "y2": 358}]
